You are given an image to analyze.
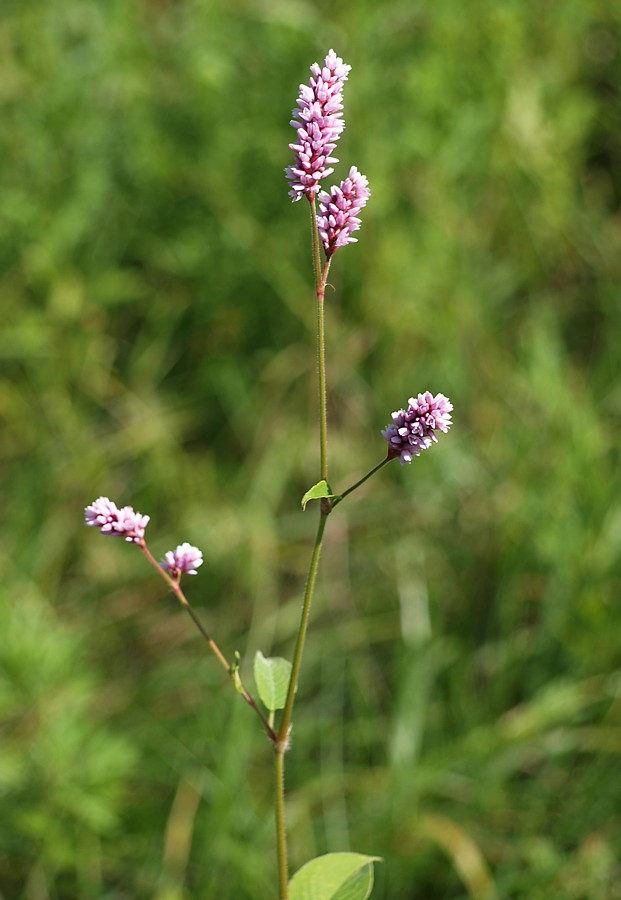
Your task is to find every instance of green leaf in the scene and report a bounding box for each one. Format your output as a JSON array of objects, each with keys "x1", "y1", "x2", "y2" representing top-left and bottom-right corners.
[
  {"x1": 332, "y1": 865, "x2": 375, "y2": 900},
  {"x1": 289, "y1": 852, "x2": 381, "y2": 900},
  {"x1": 253, "y1": 651, "x2": 292, "y2": 712},
  {"x1": 301, "y1": 480, "x2": 336, "y2": 510}
]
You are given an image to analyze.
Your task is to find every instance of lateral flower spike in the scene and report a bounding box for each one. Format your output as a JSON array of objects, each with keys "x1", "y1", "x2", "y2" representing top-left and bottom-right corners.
[
  {"x1": 317, "y1": 166, "x2": 370, "y2": 258},
  {"x1": 285, "y1": 49, "x2": 351, "y2": 202},
  {"x1": 160, "y1": 543, "x2": 204, "y2": 578},
  {"x1": 84, "y1": 496, "x2": 150, "y2": 543},
  {"x1": 382, "y1": 392, "x2": 453, "y2": 465}
]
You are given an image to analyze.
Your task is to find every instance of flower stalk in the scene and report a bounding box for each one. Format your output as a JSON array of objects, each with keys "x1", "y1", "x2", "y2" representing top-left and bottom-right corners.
[
  {"x1": 331, "y1": 457, "x2": 391, "y2": 509},
  {"x1": 274, "y1": 48, "x2": 375, "y2": 899}
]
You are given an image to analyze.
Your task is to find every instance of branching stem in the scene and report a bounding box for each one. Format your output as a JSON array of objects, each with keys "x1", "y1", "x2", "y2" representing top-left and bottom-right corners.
[
  {"x1": 331, "y1": 457, "x2": 392, "y2": 509},
  {"x1": 138, "y1": 539, "x2": 277, "y2": 743}
]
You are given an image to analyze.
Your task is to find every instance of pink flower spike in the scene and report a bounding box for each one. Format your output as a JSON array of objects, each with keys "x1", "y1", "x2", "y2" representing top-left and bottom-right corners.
[
  {"x1": 381, "y1": 392, "x2": 453, "y2": 465},
  {"x1": 285, "y1": 49, "x2": 351, "y2": 202},
  {"x1": 317, "y1": 166, "x2": 370, "y2": 258},
  {"x1": 84, "y1": 497, "x2": 150, "y2": 543},
  {"x1": 161, "y1": 543, "x2": 204, "y2": 578}
]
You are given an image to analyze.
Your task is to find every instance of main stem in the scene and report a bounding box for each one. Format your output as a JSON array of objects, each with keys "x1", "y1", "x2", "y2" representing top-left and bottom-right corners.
[
  {"x1": 274, "y1": 749, "x2": 288, "y2": 898},
  {"x1": 277, "y1": 511, "x2": 328, "y2": 746},
  {"x1": 273, "y1": 200, "x2": 331, "y2": 897},
  {"x1": 274, "y1": 509, "x2": 327, "y2": 898}
]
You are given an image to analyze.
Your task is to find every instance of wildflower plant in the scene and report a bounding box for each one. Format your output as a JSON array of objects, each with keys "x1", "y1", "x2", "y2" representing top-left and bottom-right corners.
[{"x1": 86, "y1": 49, "x2": 452, "y2": 899}]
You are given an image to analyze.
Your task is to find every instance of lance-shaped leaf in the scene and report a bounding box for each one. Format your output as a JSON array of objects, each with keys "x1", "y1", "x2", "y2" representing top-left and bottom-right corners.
[{"x1": 253, "y1": 651, "x2": 292, "y2": 712}]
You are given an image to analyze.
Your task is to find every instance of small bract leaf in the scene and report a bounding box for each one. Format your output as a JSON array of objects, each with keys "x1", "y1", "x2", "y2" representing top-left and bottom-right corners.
[
  {"x1": 253, "y1": 651, "x2": 292, "y2": 712},
  {"x1": 301, "y1": 480, "x2": 336, "y2": 510},
  {"x1": 289, "y1": 852, "x2": 381, "y2": 900},
  {"x1": 231, "y1": 650, "x2": 244, "y2": 694}
]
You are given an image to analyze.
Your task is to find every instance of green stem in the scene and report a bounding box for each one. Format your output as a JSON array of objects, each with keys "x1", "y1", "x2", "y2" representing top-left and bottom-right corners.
[
  {"x1": 274, "y1": 749, "x2": 288, "y2": 899},
  {"x1": 277, "y1": 510, "x2": 328, "y2": 747},
  {"x1": 317, "y1": 293, "x2": 329, "y2": 483},
  {"x1": 271, "y1": 199, "x2": 332, "y2": 897},
  {"x1": 332, "y1": 457, "x2": 392, "y2": 509},
  {"x1": 309, "y1": 197, "x2": 322, "y2": 296},
  {"x1": 309, "y1": 198, "x2": 331, "y2": 484},
  {"x1": 138, "y1": 540, "x2": 277, "y2": 743}
]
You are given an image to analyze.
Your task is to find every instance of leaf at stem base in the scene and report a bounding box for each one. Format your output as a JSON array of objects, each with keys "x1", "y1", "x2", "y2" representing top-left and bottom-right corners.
[{"x1": 289, "y1": 852, "x2": 381, "y2": 900}]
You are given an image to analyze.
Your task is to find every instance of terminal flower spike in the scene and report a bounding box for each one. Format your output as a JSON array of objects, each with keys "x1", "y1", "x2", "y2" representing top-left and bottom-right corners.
[{"x1": 285, "y1": 50, "x2": 351, "y2": 202}]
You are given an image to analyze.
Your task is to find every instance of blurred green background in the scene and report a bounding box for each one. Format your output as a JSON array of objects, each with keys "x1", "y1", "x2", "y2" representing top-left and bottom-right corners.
[{"x1": 2, "y1": 1, "x2": 621, "y2": 897}]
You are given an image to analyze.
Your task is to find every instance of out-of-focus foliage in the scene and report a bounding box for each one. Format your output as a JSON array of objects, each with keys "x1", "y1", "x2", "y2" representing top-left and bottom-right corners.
[{"x1": 1, "y1": 1, "x2": 621, "y2": 897}]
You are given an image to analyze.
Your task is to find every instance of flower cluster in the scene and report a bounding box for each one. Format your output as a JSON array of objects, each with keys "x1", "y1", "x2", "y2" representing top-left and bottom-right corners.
[
  {"x1": 286, "y1": 50, "x2": 371, "y2": 258},
  {"x1": 85, "y1": 498, "x2": 204, "y2": 581},
  {"x1": 84, "y1": 497, "x2": 149, "y2": 543},
  {"x1": 285, "y1": 49, "x2": 351, "y2": 202},
  {"x1": 382, "y1": 392, "x2": 453, "y2": 465},
  {"x1": 161, "y1": 543, "x2": 204, "y2": 578},
  {"x1": 317, "y1": 166, "x2": 371, "y2": 258}
]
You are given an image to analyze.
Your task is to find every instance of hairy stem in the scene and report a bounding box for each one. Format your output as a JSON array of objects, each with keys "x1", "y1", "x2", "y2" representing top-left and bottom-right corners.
[
  {"x1": 277, "y1": 510, "x2": 328, "y2": 747},
  {"x1": 272, "y1": 198, "x2": 333, "y2": 896},
  {"x1": 309, "y1": 199, "x2": 331, "y2": 484},
  {"x1": 274, "y1": 748, "x2": 289, "y2": 898}
]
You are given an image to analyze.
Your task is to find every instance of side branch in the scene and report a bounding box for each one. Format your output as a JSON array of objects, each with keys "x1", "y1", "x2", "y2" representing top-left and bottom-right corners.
[{"x1": 139, "y1": 539, "x2": 277, "y2": 743}]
